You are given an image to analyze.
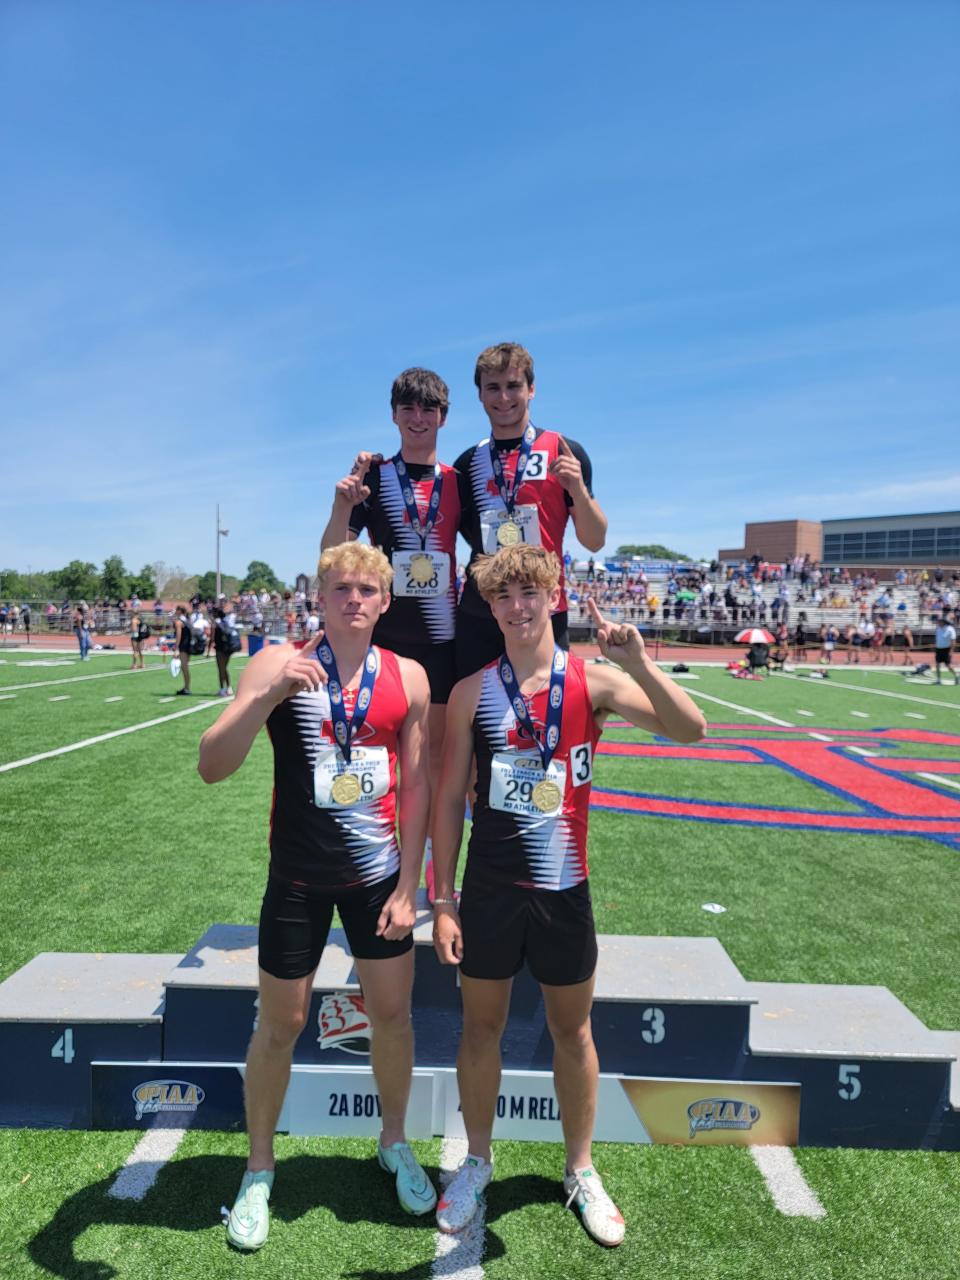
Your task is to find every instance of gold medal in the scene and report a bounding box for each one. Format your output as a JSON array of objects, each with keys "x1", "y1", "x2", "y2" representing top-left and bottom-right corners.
[
  {"x1": 331, "y1": 772, "x2": 362, "y2": 806},
  {"x1": 408, "y1": 553, "x2": 435, "y2": 586},
  {"x1": 531, "y1": 779, "x2": 561, "y2": 812},
  {"x1": 497, "y1": 519, "x2": 521, "y2": 546}
]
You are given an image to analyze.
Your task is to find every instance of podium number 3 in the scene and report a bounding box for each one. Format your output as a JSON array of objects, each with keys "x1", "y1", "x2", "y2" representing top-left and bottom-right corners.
[
  {"x1": 641, "y1": 1007, "x2": 665, "y2": 1044},
  {"x1": 51, "y1": 1029, "x2": 75, "y2": 1065},
  {"x1": 838, "y1": 1063, "x2": 861, "y2": 1100}
]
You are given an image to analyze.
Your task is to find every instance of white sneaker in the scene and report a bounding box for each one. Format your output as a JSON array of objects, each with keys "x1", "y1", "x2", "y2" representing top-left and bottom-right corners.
[
  {"x1": 436, "y1": 1154, "x2": 493, "y2": 1233},
  {"x1": 563, "y1": 1166, "x2": 625, "y2": 1247}
]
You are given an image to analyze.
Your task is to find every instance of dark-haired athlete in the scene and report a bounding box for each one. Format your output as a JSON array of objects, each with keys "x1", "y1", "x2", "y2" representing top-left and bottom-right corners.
[
  {"x1": 323, "y1": 367, "x2": 460, "y2": 897},
  {"x1": 454, "y1": 342, "x2": 608, "y2": 678}
]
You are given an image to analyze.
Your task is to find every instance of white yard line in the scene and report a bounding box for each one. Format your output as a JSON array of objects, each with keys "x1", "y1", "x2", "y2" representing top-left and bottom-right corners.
[
  {"x1": 104, "y1": 696, "x2": 124, "y2": 703},
  {"x1": 850, "y1": 711, "x2": 869, "y2": 718},
  {"x1": 687, "y1": 691, "x2": 796, "y2": 728},
  {"x1": 795, "y1": 710, "x2": 814, "y2": 717},
  {"x1": 919, "y1": 772, "x2": 960, "y2": 793},
  {"x1": 106, "y1": 1127, "x2": 187, "y2": 1201},
  {"x1": 904, "y1": 712, "x2": 926, "y2": 720},
  {"x1": 432, "y1": 1136, "x2": 485, "y2": 1279},
  {"x1": 0, "y1": 694, "x2": 16, "y2": 701},
  {"x1": 778, "y1": 672, "x2": 960, "y2": 712},
  {"x1": 48, "y1": 695, "x2": 70, "y2": 702},
  {"x1": 750, "y1": 1146, "x2": 826, "y2": 1219},
  {"x1": 0, "y1": 658, "x2": 212, "y2": 695},
  {"x1": 0, "y1": 701, "x2": 219, "y2": 774},
  {"x1": 848, "y1": 746, "x2": 878, "y2": 758}
]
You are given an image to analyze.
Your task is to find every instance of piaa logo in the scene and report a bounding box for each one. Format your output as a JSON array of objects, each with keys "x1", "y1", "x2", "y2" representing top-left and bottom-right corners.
[
  {"x1": 133, "y1": 1079, "x2": 205, "y2": 1121},
  {"x1": 687, "y1": 1097, "x2": 760, "y2": 1139}
]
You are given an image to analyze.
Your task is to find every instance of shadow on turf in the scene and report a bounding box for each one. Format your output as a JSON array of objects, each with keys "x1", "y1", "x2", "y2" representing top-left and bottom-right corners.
[{"x1": 26, "y1": 1153, "x2": 555, "y2": 1279}]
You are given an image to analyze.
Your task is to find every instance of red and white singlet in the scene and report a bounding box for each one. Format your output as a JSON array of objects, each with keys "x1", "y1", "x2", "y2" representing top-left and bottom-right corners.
[
  {"x1": 266, "y1": 646, "x2": 409, "y2": 890},
  {"x1": 468, "y1": 653, "x2": 600, "y2": 890}
]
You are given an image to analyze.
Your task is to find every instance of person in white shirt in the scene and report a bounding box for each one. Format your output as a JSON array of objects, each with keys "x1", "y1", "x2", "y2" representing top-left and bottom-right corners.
[{"x1": 933, "y1": 617, "x2": 958, "y2": 686}]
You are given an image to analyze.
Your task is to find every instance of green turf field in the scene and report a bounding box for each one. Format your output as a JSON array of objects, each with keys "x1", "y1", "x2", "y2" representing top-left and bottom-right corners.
[{"x1": 1, "y1": 648, "x2": 959, "y2": 1278}]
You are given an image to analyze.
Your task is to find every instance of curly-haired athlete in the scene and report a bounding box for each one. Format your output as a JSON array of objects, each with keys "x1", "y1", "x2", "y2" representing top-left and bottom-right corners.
[{"x1": 431, "y1": 545, "x2": 705, "y2": 1247}]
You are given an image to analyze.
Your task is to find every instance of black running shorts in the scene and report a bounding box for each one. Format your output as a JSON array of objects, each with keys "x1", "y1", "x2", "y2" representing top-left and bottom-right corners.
[
  {"x1": 455, "y1": 609, "x2": 569, "y2": 681},
  {"x1": 458, "y1": 871, "x2": 597, "y2": 987},
  {"x1": 258, "y1": 872, "x2": 412, "y2": 980},
  {"x1": 373, "y1": 636, "x2": 456, "y2": 705}
]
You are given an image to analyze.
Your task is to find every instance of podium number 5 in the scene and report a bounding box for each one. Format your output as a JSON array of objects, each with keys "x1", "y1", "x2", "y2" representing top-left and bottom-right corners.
[{"x1": 838, "y1": 1063, "x2": 861, "y2": 1100}]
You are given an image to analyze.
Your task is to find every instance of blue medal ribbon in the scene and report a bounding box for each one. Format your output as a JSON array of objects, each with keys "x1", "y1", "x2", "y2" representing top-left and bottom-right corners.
[
  {"x1": 392, "y1": 455, "x2": 443, "y2": 549},
  {"x1": 488, "y1": 424, "x2": 537, "y2": 517},
  {"x1": 315, "y1": 643, "x2": 378, "y2": 764},
  {"x1": 497, "y1": 645, "x2": 567, "y2": 771}
]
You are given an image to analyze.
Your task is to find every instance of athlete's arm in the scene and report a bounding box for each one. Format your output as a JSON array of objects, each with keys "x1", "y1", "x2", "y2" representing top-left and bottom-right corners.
[
  {"x1": 376, "y1": 657, "x2": 431, "y2": 941},
  {"x1": 431, "y1": 673, "x2": 481, "y2": 965},
  {"x1": 197, "y1": 629, "x2": 328, "y2": 783},
  {"x1": 319, "y1": 452, "x2": 381, "y2": 550},
  {"x1": 585, "y1": 599, "x2": 706, "y2": 744},
  {"x1": 550, "y1": 437, "x2": 607, "y2": 552}
]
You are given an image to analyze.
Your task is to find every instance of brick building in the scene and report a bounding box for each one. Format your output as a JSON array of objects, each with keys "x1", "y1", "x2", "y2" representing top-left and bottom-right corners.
[{"x1": 718, "y1": 520, "x2": 822, "y2": 565}]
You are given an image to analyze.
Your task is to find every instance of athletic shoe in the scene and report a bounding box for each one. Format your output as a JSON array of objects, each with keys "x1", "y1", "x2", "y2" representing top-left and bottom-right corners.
[
  {"x1": 436, "y1": 1154, "x2": 492, "y2": 1233},
  {"x1": 563, "y1": 1166, "x2": 625, "y2": 1247},
  {"x1": 175, "y1": 688, "x2": 190, "y2": 695},
  {"x1": 226, "y1": 1169, "x2": 273, "y2": 1251},
  {"x1": 377, "y1": 1141, "x2": 437, "y2": 1215}
]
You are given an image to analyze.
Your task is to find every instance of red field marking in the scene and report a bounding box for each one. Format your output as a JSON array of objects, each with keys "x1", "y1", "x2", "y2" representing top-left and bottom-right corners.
[
  {"x1": 591, "y1": 788, "x2": 960, "y2": 839},
  {"x1": 597, "y1": 742, "x2": 758, "y2": 764},
  {"x1": 592, "y1": 722, "x2": 960, "y2": 847}
]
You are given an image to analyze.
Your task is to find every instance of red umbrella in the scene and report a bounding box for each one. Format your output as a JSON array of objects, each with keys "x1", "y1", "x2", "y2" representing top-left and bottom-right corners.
[{"x1": 734, "y1": 628, "x2": 774, "y2": 644}]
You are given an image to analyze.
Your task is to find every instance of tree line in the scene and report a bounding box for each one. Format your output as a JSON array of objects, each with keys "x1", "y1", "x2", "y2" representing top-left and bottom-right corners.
[{"x1": 0, "y1": 557, "x2": 289, "y2": 602}]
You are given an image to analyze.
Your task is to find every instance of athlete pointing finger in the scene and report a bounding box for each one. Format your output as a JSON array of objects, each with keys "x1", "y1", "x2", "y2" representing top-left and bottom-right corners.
[
  {"x1": 585, "y1": 597, "x2": 646, "y2": 666},
  {"x1": 431, "y1": 545, "x2": 705, "y2": 1248}
]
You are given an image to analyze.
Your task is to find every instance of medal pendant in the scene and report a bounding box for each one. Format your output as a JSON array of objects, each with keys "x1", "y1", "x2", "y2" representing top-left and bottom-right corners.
[
  {"x1": 531, "y1": 779, "x2": 561, "y2": 813},
  {"x1": 408, "y1": 553, "x2": 435, "y2": 585},
  {"x1": 331, "y1": 772, "x2": 362, "y2": 806},
  {"x1": 497, "y1": 520, "x2": 521, "y2": 546}
]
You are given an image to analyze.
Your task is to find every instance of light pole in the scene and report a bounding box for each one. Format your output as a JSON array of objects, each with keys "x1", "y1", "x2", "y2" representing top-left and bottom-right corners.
[{"x1": 216, "y1": 505, "x2": 229, "y2": 598}]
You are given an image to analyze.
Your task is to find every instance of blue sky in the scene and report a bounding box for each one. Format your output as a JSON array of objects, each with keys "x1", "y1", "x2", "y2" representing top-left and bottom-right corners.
[{"x1": 2, "y1": 0, "x2": 958, "y2": 583}]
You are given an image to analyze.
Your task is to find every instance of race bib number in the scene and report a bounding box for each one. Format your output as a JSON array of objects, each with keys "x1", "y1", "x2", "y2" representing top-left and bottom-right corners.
[
  {"x1": 313, "y1": 745, "x2": 390, "y2": 808},
  {"x1": 569, "y1": 741, "x2": 593, "y2": 786},
  {"x1": 489, "y1": 751, "x2": 566, "y2": 818},
  {"x1": 391, "y1": 549, "x2": 449, "y2": 598},
  {"x1": 479, "y1": 504, "x2": 542, "y2": 555}
]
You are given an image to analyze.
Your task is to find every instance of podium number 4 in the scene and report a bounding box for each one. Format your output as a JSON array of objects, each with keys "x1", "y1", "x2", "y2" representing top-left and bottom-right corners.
[
  {"x1": 51, "y1": 1029, "x2": 75, "y2": 1065},
  {"x1": 838, "y1": 1063, "x2": 861, "y2": 1100}
]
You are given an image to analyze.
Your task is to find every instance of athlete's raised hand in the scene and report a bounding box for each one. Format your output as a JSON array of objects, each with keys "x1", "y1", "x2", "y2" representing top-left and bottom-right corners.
[
  {"x1": 334, "y1": 451, "x2": 381, "y2": 508},
  {"x1": 267, "y1": 627, "x2": 329, "y2": 703},
  {"x1": 548, "y1": 436, "x2": 586, "y2": 496},
  {"x1": 586, "y1": 597, "x2": 646, "y2": 666}
]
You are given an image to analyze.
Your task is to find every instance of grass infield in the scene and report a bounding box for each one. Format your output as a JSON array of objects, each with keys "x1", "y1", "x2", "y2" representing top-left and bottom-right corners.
[{"x1": 1, "y1": 650, "x2": 959, "y2": 1277}]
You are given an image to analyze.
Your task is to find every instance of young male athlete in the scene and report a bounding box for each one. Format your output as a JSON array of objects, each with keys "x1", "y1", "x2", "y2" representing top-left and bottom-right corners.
[
  {"x1": 454, "y1": 342, "x2": 608, "y2": 678},
  {"x1": 431, "y1": 545, "x2": 705, "y2": 1246},
  {"x1": 198, "y1": 542, "x2": 436, "y2": 1251},
  {"x1": 322, "y1": 367, "x2": 460, "y2": 895}
]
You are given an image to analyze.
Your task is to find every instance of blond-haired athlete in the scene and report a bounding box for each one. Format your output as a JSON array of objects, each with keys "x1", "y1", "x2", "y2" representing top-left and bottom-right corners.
[{"x1": 200, "y1": 541, "x2": 436, "y2": 1250}]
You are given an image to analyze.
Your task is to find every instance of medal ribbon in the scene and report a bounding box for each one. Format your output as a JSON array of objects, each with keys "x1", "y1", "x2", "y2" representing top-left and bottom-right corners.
[
  {"x1": 488, "y1": 424, "x2": 537, "y2": 518},
  {"x1": 315, "y1": 643, "x2": 378, "y2": 765},
  {"x1": 497, "y1": 645, "x2": 567, "y2": 772},
  {"x1": 392, "y1": 455, "x2": 443, "y2": 549}
]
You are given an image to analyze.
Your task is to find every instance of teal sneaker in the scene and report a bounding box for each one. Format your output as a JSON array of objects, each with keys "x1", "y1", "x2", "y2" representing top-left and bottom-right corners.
[
  {"x1": 226, "y1": 1169, "x2": 273, "y2": 1251},
  {"x1": 377, "y1": 1141, "x2": 437, "y2": 1215}
]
